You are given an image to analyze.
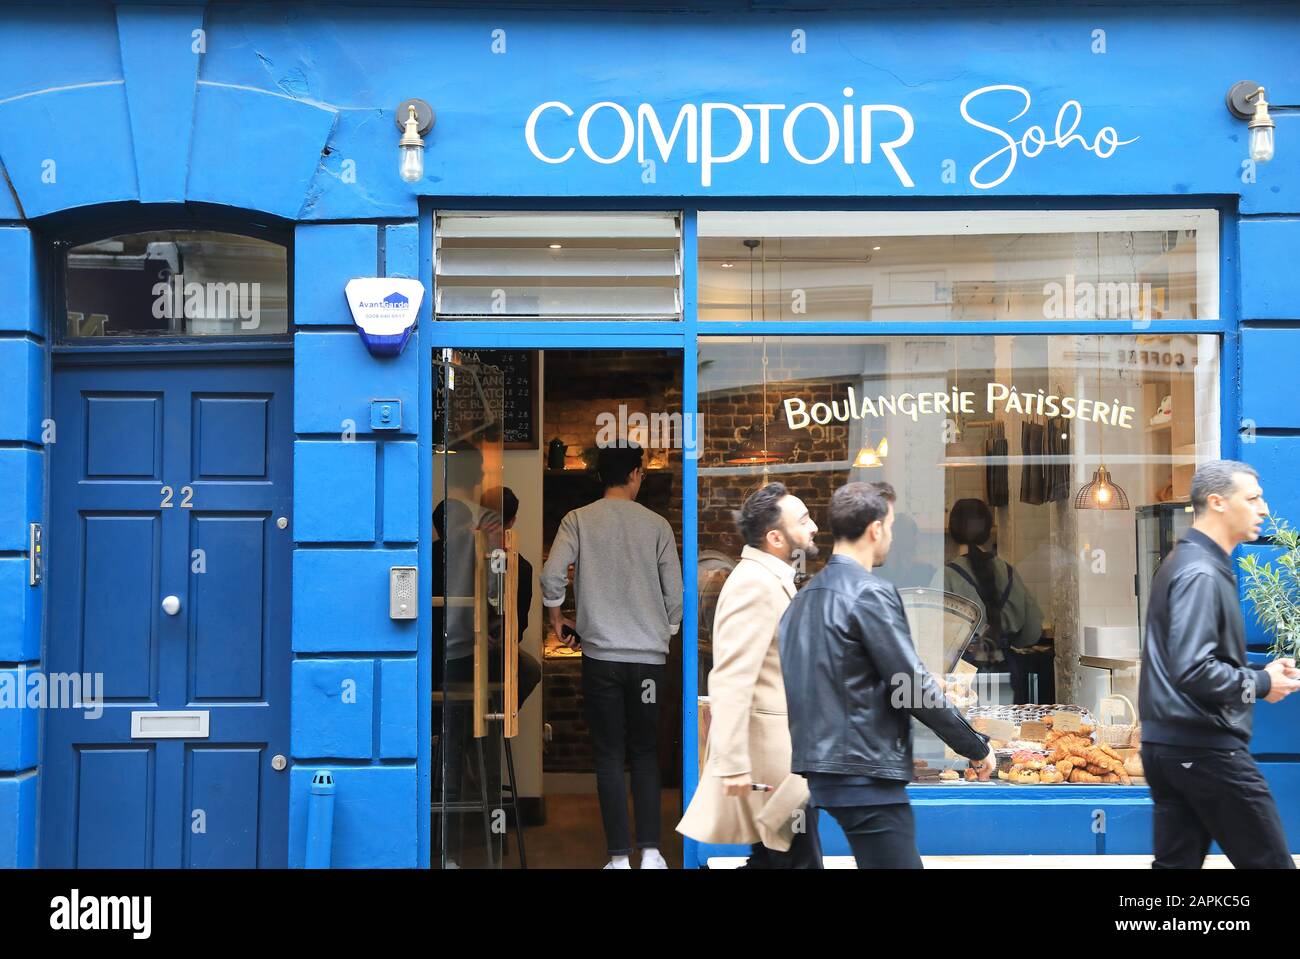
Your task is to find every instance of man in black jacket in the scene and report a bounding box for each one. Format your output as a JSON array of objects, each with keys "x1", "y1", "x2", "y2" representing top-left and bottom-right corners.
[
  {"x1": 779, "y1": 482, "x2": 995, "y2": 868},
  {"x1": 1140, "y1": 459, "x2": 1300, "y2": 868}
]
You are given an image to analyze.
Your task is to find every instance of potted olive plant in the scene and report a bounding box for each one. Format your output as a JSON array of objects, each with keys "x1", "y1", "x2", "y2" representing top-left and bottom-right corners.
[{"x1": 1238, "y1": 517, "x2": 1300, "y2": 659}]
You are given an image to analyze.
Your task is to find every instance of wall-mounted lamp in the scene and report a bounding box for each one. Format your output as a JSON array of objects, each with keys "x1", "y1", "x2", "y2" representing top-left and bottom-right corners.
[
  {"x1": 1227, "y1": 81, "x2": 1275, "y2": 163},
  {"x1": 395, "y1": 98, "x2": 435, "y2": 183}
]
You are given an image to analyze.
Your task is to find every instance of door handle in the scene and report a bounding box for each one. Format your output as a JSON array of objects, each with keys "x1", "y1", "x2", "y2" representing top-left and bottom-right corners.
[{"x1": 161, "y1": 595, "x2": 181, "y2": 616}]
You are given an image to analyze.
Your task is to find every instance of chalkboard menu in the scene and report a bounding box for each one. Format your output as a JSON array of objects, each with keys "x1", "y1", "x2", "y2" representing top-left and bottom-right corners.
[{"x1": 436, "y1": 349, "x2": 538, "y2": 449}]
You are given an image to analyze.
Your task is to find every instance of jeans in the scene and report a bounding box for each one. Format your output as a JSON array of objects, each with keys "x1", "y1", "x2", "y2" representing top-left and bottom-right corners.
[
  {"x1": 582, "y1": 656, "x2": 664, "y2": 856},
  {"x1": 1142, "y1": 742, "x2": 1295, "y2": 869},
  {"x1": 824, "y1": 803, "x2": 923, "y2": 869}
]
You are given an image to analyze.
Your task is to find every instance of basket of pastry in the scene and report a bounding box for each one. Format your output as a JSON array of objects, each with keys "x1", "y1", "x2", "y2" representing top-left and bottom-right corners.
[
  {"x1": 1042, "y1": 724, "x2": 1132, "y2": 785},
  {"x1": 991, "y1": 722, "x2": 1134, "y2": 785}
]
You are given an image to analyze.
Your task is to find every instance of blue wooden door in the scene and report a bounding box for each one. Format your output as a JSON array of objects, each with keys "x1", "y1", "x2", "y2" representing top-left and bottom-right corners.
[{"x1": 41, "y1": 361, "x2": 293, "y2": 868}]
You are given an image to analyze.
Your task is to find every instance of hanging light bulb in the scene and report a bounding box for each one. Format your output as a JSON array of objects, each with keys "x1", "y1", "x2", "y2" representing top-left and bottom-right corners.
[
  {"x1": 1227, "y1": 82, "x2": 1276, "y2": 164},
  {"x1": 1074, "y1": 334, "x2": 1131, "y2": 510},
  {"x1": 725, "y1": 241, "x2": 790, "y2": 468},
  {"x1": 395, "y1": 99, "x2": 434, "y2": 184},
  {"x1": 1248, "y1": 87, "x2": 1276, "y2": 163},
  {"x1": 853, "y1": 435, "x2": 887, "y2": 468},
  {"x1": 853, "y1": 445, "x2": 882, "y2": 468}
]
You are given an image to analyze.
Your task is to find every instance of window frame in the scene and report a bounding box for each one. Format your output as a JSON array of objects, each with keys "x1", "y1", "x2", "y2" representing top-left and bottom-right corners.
[
  {"x1": 415, "y1": 197, "x2": 1239, "y2": 869},
  {"x1": 47, "y1": 212, "x2": 294, "y2": 353}
]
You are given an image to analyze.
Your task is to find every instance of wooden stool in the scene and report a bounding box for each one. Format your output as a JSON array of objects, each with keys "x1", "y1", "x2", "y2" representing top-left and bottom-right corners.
[{"x1": 432, "y1": 683, "x2": 526, "y2": 868}]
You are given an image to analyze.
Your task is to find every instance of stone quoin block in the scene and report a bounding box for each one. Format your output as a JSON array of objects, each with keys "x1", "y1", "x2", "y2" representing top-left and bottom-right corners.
[
  {"x1": 293, "y1": 441, "x2": 376, "y2": 543},
  {"x1": 294, "y1": 331, "x2": 420, "y2": 436},
  {"x1": 288, "y1": 764, "x2": 417, "y2": 868},
  {"x1": 291, "y1": 658, "x2": 375, "y2": 760},
  {"x1": 295, "y1": 223, "x2": 380, "y2": 326},
  {"x1": 292, "y1": 549, "x2": 418, "y2": 653}
]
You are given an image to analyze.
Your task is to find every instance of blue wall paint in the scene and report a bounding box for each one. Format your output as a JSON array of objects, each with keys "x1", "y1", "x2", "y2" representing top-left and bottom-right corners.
[
  {"x1": 294, "y1": 331, "x2": 420, "y2": 436},
  {"x1": 295, "y1": 224, "x2": 380, "y2": 325},
  {"x1": 0, "y1": 1, "x2": 1297, "y2": 869},
  {"x1": 287, "y1": 764, "x2": 417, "y2": 868},
  {"x1": 116, "y1": 4, "x2": 205, "y2": 203},
  {"x1": 293, "y1": 441, "x2": 378, "y2": 542},
  {"x1": 292, "y1": 549, "x2": 418, "y2": 655},
  {"x1": 1239, "y1": 219, "x2": 1300, "y2": 320},
  {"x1": 291, "y1": 658, "x2": 376, "y2": 760}
]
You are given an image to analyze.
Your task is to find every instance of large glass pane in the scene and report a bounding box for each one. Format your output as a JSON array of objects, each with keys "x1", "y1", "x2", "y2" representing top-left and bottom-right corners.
[
  {"x1": 65, "y1": 231, "x2": 288, "y2": 337},
  {"x1": 433, "y1": 352, "x2": 507, "y2": 867},
  {"x1": 698, "y1": 332, "x2": 1219, "y2": 785},
  {"x1": 698, "y1": 211, "x2": 1217, "y2": 323}
]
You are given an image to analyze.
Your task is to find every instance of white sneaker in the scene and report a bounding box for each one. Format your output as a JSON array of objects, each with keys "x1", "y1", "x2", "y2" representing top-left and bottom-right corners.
[
  {"x1": 603, "y1": 855, "x2": 631, "y2": 869},
  {"x1": 640, "y1": 848, "x2": 668, "y2": 869}
]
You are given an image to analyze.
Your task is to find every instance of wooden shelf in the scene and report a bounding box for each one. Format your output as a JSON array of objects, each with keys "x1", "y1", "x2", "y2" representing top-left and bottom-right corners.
[{"x1": 1079, "y1": 655, "x2": 1141, "y2": 671}]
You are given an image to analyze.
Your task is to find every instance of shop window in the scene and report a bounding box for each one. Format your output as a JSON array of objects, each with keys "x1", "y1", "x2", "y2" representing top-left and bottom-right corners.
[
  {"x1": 435, "y1": 212, "x2": 682, "y2": 320},
  {"x1": 697, "y1": 332, "x2": 1219, "y2": 783},
  {"x1": 698, "y1": 211, "x2": 1218, "y2": 322},
  {"x1": 64, "y1": 230, "x2": 288, "y2": 338}
]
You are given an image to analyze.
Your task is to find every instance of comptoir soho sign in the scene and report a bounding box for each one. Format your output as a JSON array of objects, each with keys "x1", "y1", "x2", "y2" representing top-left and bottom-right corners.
[
  {"x1": 783, "y1": 383, "x2": 1139, "y2": 431},
  {"x1": 525, "y1": 84, "x2": 1138, "y2": 188}
]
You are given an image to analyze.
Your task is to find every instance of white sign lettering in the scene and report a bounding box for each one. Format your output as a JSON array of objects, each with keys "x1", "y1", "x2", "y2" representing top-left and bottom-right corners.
[
  {"x1": 525, "y1": 84, "x2": 1137, "y2": 190},
  {"x1": 783, "y1": 383, "x2": 1136, "y2": 431}
]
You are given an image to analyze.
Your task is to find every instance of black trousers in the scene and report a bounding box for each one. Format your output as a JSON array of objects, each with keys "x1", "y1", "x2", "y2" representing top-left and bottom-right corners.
[
  {"x1": 582, "y1": 656, "x2": 664, "y2": 856},
  {"x1": 1142, "y1": 742, "x2": 1295, "y2": 869},
  {"x1": 741, "y1": 806, "x2": 824, "y2": 869},
  {"x1": 823, "y1": 802, "x2": 923, "y2": 869}
]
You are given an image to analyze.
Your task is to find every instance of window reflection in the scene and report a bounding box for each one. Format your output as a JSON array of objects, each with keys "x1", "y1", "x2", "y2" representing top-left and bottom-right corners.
[
  {"x1": 698, "y1": 333, "x2": 1219, "y2": 783},
  {"x1": 65, "y1": 231, "x2": 288, "y2": 338}
]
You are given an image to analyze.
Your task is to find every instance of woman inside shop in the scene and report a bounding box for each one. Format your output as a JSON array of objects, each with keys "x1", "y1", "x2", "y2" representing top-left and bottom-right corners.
[{"x1": 944, "y1": 499, "x2": 1046, "y2": 704}]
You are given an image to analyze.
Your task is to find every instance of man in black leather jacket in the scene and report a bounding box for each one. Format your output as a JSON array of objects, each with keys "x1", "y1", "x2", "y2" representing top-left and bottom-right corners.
[
  {"x1": 1140, "y1": 459, "x2": 1300, "y2": 868},
  {"x1": 779, "y1": 482, "x2": 995, "y2": 868}
]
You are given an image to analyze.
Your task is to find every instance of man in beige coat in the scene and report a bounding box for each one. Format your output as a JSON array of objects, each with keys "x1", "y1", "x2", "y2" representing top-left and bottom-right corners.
[{"x1": 678, "y1": 482, "x2": 823, "y2": 868}]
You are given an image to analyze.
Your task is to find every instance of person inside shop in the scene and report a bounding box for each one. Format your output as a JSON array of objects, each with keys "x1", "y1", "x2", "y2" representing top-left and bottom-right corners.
[
  {"x1": 677, "y1": 481, "x2": 823, "y2": 869},
  {"x1": 875, "y1": 511, "x2": 938, "y2": 589},
  {"x1": 943, "y1": 498, "x2": 1046, "y2": 704},
  {"x1": 433, "y1": 470, "x2": 482, "y2": 866},
  {"x1": 541, "y1": 441, "x2": 684, "y2": 869},
  {"x1": 478, "y1": 485, "x2": 542, "y2": 708},
  {"x1": 780, "y1": 482, "x2": 996, "y2": 868},
  {"x1": 1140, "y1": 459, "x2": 1300, "y2": 869}
]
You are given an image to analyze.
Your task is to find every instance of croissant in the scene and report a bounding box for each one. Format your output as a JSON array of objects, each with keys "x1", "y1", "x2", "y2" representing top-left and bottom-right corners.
[
  {"x1": 1068, "y1": 768, "x2": 1104, "y2": 783},
  {"x1": 1097, "y1": 743, "x2": 1122, "y2": 762}
]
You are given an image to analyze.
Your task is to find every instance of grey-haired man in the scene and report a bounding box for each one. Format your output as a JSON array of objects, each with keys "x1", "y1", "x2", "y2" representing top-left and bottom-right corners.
[{"x1": 1140, "y1": 459, "x2": 1300, "y2": 868}]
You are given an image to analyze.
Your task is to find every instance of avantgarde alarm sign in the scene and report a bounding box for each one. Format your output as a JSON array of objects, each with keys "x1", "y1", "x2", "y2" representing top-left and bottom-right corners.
[
  {"x1": 346, "y1": 277, "x2": 425, "y2": 357},
  {"x1": 784, "y1": 383, "x2": 1138, "y2": 431},
  {"x1": 525, "y1": 84, "x2": 1138, "y2": 189}
]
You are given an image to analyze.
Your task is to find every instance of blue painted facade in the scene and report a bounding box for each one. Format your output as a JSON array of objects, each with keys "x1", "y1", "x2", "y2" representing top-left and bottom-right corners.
[{"x1": 0, "y1": 0, "x2": 1298, "y2": 868}]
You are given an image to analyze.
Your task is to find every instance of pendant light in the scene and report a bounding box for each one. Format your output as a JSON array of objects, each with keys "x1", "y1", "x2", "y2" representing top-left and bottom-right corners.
[
  {"x1": 853, "y1": 435, "x2": 888, "y2": 468},
  {"x1": 725, "y1": 239, "x2": 786, "y2": 467},
  {"x1": 1074, "y1": 333, "x2": 1131, "y2": 510}
]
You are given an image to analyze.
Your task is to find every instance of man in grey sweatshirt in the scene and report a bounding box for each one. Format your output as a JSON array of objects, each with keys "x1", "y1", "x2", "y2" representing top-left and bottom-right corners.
[{"x1": 541, "y1": 442, "x2": 684, "y2": 869}]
